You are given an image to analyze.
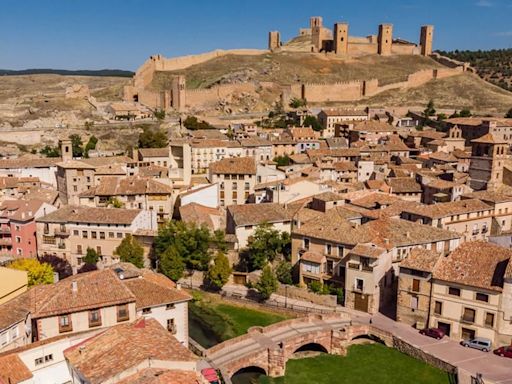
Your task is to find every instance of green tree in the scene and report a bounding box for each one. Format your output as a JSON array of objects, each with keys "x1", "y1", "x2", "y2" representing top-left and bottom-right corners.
[
  {"x1": 289, "y1": 98, "x2": 307, "y2": 109},
  {"x1": 302, "y1": 115, "x2": 323, "y2": 131},
  {"x1": 183, "y1": 116, "x2": 214, "y2": 130},
  {"x1": 138, "y1": 127, "x2": 168, "y2": 148},
  {"x1": 423, "y1": 100, "x2": 436, "y2": 117},
  {"x1": 114, "y1": 234, "x2": 144, "y2": 268},
  {"x1": 159, "y1": 246, "x2": 185, "y2": 281},
  {"x1": 459, "y1": 108, "x2": 472, "y2": 117},
  {"x1": 155, "y1": 220, "x2": 212, "y2": 271},
  {"x1": 505, "y1": 108, "x2": 512, "y2": 118},
  {"x1": 206, "y1": 252, "x2": 232, "y2": 290},
  {"x1": 83, "y1": 247, "x2": 99, "y2": 265},
  {"x1": 273, "y1": 155, "x2": 291, "y2": 167},
  {"x1": 9, "y1": 259, "x2": 54, "y2": 286},
  {"x1": 244, "y1": 223, "x2": 291, "y2": 271},
  {"x1": 436, "y1": 113, "x2": 447, "y2": 121},
  {"x1": 255, "y1": 266, "x2": 278, "y2": 300},
  {"x1": 84, "y1": 135, "x2": 98, "y2": 158},
  {"x1": 69, "y1": 134, "x2": 84, "y2": 157},
  {"x1": 275, "y1": 261, "x2": 292, "y2": 285},
  {"x1": 153, "y1": 109, "x2": 166, "y2": 120},
  {"x1": 449, "y1": 110, "x2": 460, "y2": 118},
  {"x1": 212, "y1": 229, "x2": 228, "y2": 254},
  {"x1": 107, "y1": 197, "x2": 124, "y2": 208},
  {"x1": 40, "y1": 145, "x2": 60, "y2": 158}
]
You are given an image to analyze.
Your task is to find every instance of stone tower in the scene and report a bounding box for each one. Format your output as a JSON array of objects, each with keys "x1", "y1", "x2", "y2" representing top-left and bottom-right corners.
[
  {"x1": 268, "y1": 31, "x2": 281, "y2": 51},
  {"x1": 60, "y1": 139, "x2": 72, "y2": 162},
  {"x1": 171, "y1": 76, "x2": 186, "y2": 112},
  {"x1": 378, "y1": 24, "x2": 393, "y2": 55},
  {"x1": 311, "y1": 16, "x2": 324, "y2": 52},
  {"x1": 334, "y1": 23, "x2": 349, "y2": 56},
  {"x1": 420, "y1": 25, "x2": 434, "y2": 56}
]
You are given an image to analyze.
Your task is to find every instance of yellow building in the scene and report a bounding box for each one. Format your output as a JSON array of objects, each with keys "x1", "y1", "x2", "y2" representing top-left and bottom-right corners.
[{"x1": 0, "y1": 267, "x2": 27, "y2": 305}]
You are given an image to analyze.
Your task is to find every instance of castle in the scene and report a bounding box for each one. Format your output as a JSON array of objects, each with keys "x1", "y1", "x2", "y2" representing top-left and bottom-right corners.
[{"x1": 269, "y1": 16, "x2": 433, "y2": 57}]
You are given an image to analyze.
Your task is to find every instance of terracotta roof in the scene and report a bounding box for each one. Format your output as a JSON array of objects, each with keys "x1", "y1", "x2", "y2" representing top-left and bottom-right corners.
[
  {"x1": 0, "y1": 354, "x2": 32, "y2": 384},
  {"x1": 320, "y1": 108, "x2": 367, "y2": 117},
  {"x1": 461, "y1": 191, "x2": 512, "y2": 204},
  {"x1": 37, "y1": 205, "x2": 142, "y2": 224},
  {"x1": 349, "y1": 192, "x2": 401, "y2": 209},
  {"x1": 471, "y1": 133, "x2": 507, "y2": 144},
  {"x1": 388, "y1": 177, "x2": 422, "y2": 194},
  {"x1": 116, "y1": 368, "x2": 203, "y2": 384},
  {"x1": 64, "y1": 318, "x2": 197, "y2": 384},
  {"x1": 0, "y1": 157, "x2": 60, "y2": 169},
  {"x1": 433, "y1": 241, "x2": 512, "y2": 292},
  {"x1": 138, "y1": 148, "x2": 169, "y2": 158},
  {"x1": 79, "y1": 176, "x2": 172, "y2": 197},
  {"x1": 400, "y1": 247, "x2": 441, "y2": 272},
  {"x1": 122, "y1": 273, "x2": 191, "y2": 309},
  {"x1": 0, "y1": 293, "x2": 31, "y2": 332},
  {"x1": 301, "y1": 251, "x2": 325, "y2": 263},
  {"x1": 352, "y1": 120, "x2": 397, "y2": 132},
  {"x1": 179, "y1": 203, "x2": 223, "y2": 231},
  {"x1": 228, "y1": 203, "x2": 295, "y2": 227},
  {"x1": 401, "y1": 199, "x2": 492, "y2": 219},
  {"x1": 312, "y1": 191, "x2": 345, "y2": 202},
  {"x1": 0, "y1": 199, "x2": 45, "y2": 222},
  {"x1": 209, "y1": 157, "x2": 256, "y2": 175},
  {"x1": 348, "y1": 243, "x2": 387, "y2": 258},
  {"x1": 428, "y1": 151, "x2": 458, "y2": 163},
  {"x1": 423, "y1": 178, "x2": 458, "y2": 190},
  {"x1": 306, "y1": 148, "x2": 360, "y2": 162}
]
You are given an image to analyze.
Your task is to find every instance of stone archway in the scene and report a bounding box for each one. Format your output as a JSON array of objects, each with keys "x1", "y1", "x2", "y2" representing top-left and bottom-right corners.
[
  {"x1": 293, "y1": 342, "x2": 329, "y2": 354},
  {"x1": 351, "y1": 333, "x2": 387, "y2": 346},
  {"x1": 231, "y1": 366, "x2": 267, "y2": 383}
]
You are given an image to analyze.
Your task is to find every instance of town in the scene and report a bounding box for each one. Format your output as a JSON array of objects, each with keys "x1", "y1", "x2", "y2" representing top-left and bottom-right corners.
[{"x1": 1, "y1": 8, "x2": 512, "y2": 384}]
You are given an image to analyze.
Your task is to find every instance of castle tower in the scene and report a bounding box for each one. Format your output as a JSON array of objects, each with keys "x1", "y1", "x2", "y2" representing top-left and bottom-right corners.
[
  {"x1": 310, "y1": 16, "x2": 324, "y2": 52},
  {"x1": 268, "y1": 31, "x2": 281, "y2": 51},
  {"x1": 378, "y1": 24, "x2": 393, "y2": 55},
  {"x1": 60, "y1": 139, "x2": 72, "y2": 162},
  {"x1": 171, "y1": 76, "x2": 186, "y2": 112},
  {"x1": 310, "y1": 16, "x2": 323, "y2": 29},
  {"x1": 334, "y1": 22, "x2": 349, "y2": 56},
  {"x1": 420, "y1": 25, "x2": 434, "y2": 56}
]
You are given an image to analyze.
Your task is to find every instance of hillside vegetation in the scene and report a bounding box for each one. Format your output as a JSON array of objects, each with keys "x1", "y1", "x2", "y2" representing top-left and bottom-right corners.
[
  {"x1": 438, "y1": 49, "x2": 512, "y2": 91},
  {"x1": 152, "y1": 53, "x2": 443, "y2": 90}
]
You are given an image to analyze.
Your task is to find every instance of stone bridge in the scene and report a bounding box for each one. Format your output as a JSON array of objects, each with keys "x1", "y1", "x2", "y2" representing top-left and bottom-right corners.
[{"x1": 205, "y1": 314, "x2": 393, "y2": 382}]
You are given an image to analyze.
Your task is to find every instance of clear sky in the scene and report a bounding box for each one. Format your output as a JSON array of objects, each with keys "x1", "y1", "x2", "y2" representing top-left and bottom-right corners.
[{"x1": 1, "y1": 0, "x2": 512, "y2": 71}]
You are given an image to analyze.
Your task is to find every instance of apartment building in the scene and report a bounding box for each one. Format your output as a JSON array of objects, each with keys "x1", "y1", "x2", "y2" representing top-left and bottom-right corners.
[
  {"x1": 36, "y1": 206, "x2": 156, "y2": 271},
  {"x1": 461, "y1": 191, "x2": 512, "y2": 235},
  {"x1": 317, "y1": 108, "x2": 368, "y2": 138},
  {"x1": 209, "y1": 157, "x2": 256, "y2": 207},
  {"x1": 400, "y1": 199, "x2": 494, "y2": 241}
]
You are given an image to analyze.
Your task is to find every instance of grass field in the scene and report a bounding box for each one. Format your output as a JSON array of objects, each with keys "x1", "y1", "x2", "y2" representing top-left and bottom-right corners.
[
  {"x1": 188, "y1": 291, "x2": 291, "y2": 347},
  {"x1": 259, "y1": 343, "x2": 451, "y2": 384}
]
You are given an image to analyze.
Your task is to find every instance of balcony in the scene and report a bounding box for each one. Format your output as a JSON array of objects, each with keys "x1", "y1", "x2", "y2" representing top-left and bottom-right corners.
[
  {"x1": 361, "y1": 265, "x2": 373, "y2": 272},
  {"x1": 0, "y1": 238, "x2": 12, "y2": 246},
  {"x1": 0, "y1": 227, "x2": 11, "y2": 235},
  {"x1": 348, "y1": 263, "x2": 359, "y2": 270}
]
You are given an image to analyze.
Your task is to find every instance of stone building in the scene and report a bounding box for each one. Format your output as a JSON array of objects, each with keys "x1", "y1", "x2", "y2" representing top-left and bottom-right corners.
[{"x1": 469, "y1": 133, "x2": 508, "y2": 191}]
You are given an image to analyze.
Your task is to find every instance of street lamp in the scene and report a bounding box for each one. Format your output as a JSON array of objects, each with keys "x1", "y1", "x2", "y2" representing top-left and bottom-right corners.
[{"x1": 284, "y1": 285, "x2": 288, "y2": 309}]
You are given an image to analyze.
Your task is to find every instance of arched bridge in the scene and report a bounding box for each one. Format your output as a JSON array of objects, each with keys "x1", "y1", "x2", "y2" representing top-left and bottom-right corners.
[{"x1": 204, "y1": 314, "x2": 393, "y2": 382}]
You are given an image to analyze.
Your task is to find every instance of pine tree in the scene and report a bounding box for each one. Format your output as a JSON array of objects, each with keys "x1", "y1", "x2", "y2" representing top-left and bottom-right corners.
[
  {"x1": 114, "y1": 234, "x2": 145, "y2": 268},
  {"x1": 206, "y1": 252, "x2": 232, "y2": 290},
  {"x1": 255, "y1": 266, "x2": 278, "y2": 300}
]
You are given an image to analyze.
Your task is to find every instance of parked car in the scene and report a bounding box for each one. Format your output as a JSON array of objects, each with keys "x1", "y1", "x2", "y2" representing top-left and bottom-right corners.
[
  {"x1": 201, "y1": 368, "x2": 221, "y2": 384},
  {"x1": 460, "y1": 337, "x2": 492, "y2": 352},
  {"x1": 419, "y1": 327, "x2": 445, "y2": 340},
  {"x1": 493, "y1": 345, "x2": 512, "y2": 358}
]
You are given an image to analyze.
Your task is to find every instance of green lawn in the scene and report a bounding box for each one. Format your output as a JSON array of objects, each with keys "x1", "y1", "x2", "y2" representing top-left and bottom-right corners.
[
  {"x1": 188, "y1": 291, "x2": 291, "y2": 347},
  {"x1": 260, "y1": 344, "x2": 451, "y2": 384}
]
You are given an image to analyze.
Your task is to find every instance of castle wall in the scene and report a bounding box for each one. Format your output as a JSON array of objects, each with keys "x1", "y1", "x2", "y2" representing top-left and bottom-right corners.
[
  {"x1": 302, "y1": 81, "x2": 363, "y2": 102},
  {"x1": 348, "y1": 43, "x2": 378, "y2": 56},
  {"x1": 391, "y1": 45, "x2": 419, "y2": 55},
  {"x1": 185, "y1": 83, "x2": 258, "y2": 107}
]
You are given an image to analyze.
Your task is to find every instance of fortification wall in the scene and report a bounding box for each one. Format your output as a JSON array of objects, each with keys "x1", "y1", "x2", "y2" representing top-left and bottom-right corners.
[
  {"x1": 302, "y1": 81, "x2": 363, "y2": 102},
  {"x1": 348, "y1": 43, "x2": 378, "y2": 56},
  {"x1": 186, "y1": 83, "x2": 258, "y2": 106},
  {"x1": 391, "y1": 45, "x2": 420, "y2": 55}
]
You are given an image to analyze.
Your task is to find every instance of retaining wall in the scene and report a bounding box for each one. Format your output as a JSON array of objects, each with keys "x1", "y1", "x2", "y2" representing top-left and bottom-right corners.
[{"x1": 276, "y1": 284, "x2": 338, "y2": 307}]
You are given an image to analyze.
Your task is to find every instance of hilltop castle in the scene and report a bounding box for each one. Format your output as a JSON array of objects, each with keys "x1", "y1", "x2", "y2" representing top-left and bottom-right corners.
[{"x1": 269, "y1": 16, "x2": 433, "y2": 57}]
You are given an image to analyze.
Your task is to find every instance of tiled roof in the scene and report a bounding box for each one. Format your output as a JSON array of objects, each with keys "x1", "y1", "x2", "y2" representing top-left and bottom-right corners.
[
  {"x1": 312, "y1": 191, "x2": 345, "y2": 202},
  {"x1": 79, "y1": 176, "x2": 172, "y2": 197},
  {"x1": 0, "y1": 157, "x2": 60, "y2": 169},
  {"x1": 423, "y1": 178, "x2": 458, "y2": 190},
  {"x1": 428, "y1": 151, "x2": 458, "y2": 162},
  {"x1": 179, "y1": 203, "x2": 223, "y2": 231},
  {"x1": 433, "y1": 241, "x2": 512, "y2": 291},
  {"x1": 116, "y1": 368, "x2": 203, "y2": 384},
  {"x1": 37, "y1": 205, "x2": 141, "y2": 224},
  {"x1": 353, "y1": 120, "x2": 397, "y2": 132},
  {"x1": 348, "y1": 243, "x2": 387, "y2": 258},
  {"x1": 320, "y1": 108, "x2": 367, "y2": 117},
  {"x1": 29, "y1": 269, "x2": 135, "y2": 318},
  {"x1": 349, "y1": 192, "x2": 401, "y2": 209},
  {"x1": 0, "y1": 199, "x2": 45, "y2": 222},
  {"x1": 209, "y1": 157, "x2": 256, "y2": 175},
  {"x1": 122, "y1": 272, "x2": 191, "y2": 309},
  {"x1": 64, "y1": 318, "x2": 197, "y2": 384},
  {"x1": 388, "y1": 177, "x2": 422, "y2": 193},
  {"x1": 0, "y1": 293, "x2": 31, "y2": 332},
  {"x1": 301, "y1": 251, "x2": 325, "y2": 263},
  {"x1": 461, "y1": 191, "x2": 512, "y2": 204},
  {"x1": 138, "y1": 148, "x2": 169, "y2": 158},
  {"x1": 401, "y1": 199, "x2": 492, "y2": 219},
  {"x1": 0, "y1": 354, "x2": 32, "y2": 384},
  {"x1": 400, "y1": 247, "x2": 441, "y2": 272},
  {"x1": 471, "y1": 133, "x2": 507, "y2": 144},
  {"x1": 228, "y1": 203, "x2": 295, "y2": 226},
  {"x1": 306, "y1": 148, "x2": 360, "y2": 161}
]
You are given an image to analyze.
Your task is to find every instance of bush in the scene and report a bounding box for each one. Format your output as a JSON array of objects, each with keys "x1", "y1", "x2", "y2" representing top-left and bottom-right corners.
[
  {"x1": 138, "y1": 127, "x2": 168, "y2": 148},
  {"x1": 83, "y1": 247, "x2": 99, "y2": 265},
  {"x1": 273, "y1": 155, "x2": 291, "y2": 167},
  {"x1": 275, "y1": 261, "x2": 293, "y2": 285},
  {"x1": 183, "y1": 116, "x2": 214, "y2": 130},
  {"x1": 255, "y1": 266, "x2": 278, "y2": 300},
  {"x1": 289, "y1": 98, "x2": 307, "y2": 109},
  {"x1": 459, "y1": 108, "x2": 472, "y2": 117},
  {"x1": 206, "y1": 252, "x2": 232, "y2": 290},
  {"x1": 302, "y1": 115, "x2": 323, "y2": 131}
]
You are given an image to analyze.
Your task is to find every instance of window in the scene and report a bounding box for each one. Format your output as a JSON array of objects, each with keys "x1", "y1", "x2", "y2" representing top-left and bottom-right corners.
[
  {"x1": 96, "y1": 246, "x2": 102, "y2": 256},
  {"x1": 410, "y1": 295, "x2": 418, "y2": 310},
  {"x1": 82, "y1": 231, "x2": 88, "y2": 239},
  {"x1": 109, "y1": 232, "x2": 114, "y2": 238},
  {"x1": 10, "y1": 327, "x2": 18, "y2": 340},
  {"x1": 462, "y1": 308, "x2": 476, "y2": 323},
  {"x1": 326, "y1": 244, "x2": 332, "y2": 255},
  {"x1": 117, "y1": 304, "x2": 129, "y2": 322},
  {"x1": 142, "y1": 308, "x2": 152, "y2": 314},
  {"x1": 434, "y1": 301, "x2": 442, "y2": 315},
  {"x1": 244, "y1": 182, "x2": 250, "y2": 190},
  {"x1": 89, "y1": 309, "x2": 101, "y2": 327},
  {"x1": 35, "y1": 354, "x2": 53, "y2": 366},
  {"x1": 166, "y1": 303, "x2": 175, "y2": 310},
  {"x1": 355, "y1": 278, "x2": 364, "y2": 291},
  {"x1": 15, "y1": 236, "x2": 21, "y2": 243},
  {"x1": 167, "y1": 318, "x2": 176, "y2": 333},
  {"x1": 73, "y1": 230, "x2": 79, "y2": 236},
  {"x1": 91, "y1": 231, "x2": 97, "y2": 239},
  {"x1": 412, "y1": 279, "x2": 420, "y2": 292},
  {"x1": 76, "y1": 245, "x2": 82, "y2": 254},
  {"x1": 303, "y1": 238, "x2": 310, "y2": 250},
  {"x1": 100, "y1": 232, "x2": 105, "y2": 239},
  {"x1": 0, "y1": 332, "x2": 7, "y2": 346},
  {"x1": 232, "y1": 182, "x2": 237, "y2": 190},
  {"x1": 476, "y1": 293, "x2": 489, "y2": 302},
  {"x1": 43, "y1": 236, "x2": 56, "y2": 245},
  {"x1": 59, "y1": 314, "x2": 72, "y2": 333},
  {"x1": 338, "y1": 246, "x2": 344, "y2": 257},
  {"x1": 448, "y1": 287, "x2": 461, "y2": 296},
  {"x1": 117, "y1": 233, "x2": 123, "y2": 239},
  {"x1": 35, "y1": 357, "x2": 44, "y2": 365},
  {"x1": 485, "y1": 312, "x2": 495, "y2": 327}
]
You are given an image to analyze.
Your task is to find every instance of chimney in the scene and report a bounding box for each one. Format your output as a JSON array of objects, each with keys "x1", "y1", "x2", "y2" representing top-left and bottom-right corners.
[
  {"x1": 176, "y1": 283, "x2": 182, "y2": 290},
  {"x1": 406, "y1": 231, "x2": 410, "y2": 238},
  {"x1": 71, "y1": 281, "x2": 78, "y2": 293}
]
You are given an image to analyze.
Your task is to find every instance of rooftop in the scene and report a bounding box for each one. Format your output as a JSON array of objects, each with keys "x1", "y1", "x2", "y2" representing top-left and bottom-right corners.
[
  {"x1": 228, "y1": 203, "x2": 296, "y2": 226},
  {"x1": 400, "y1": 247, "x2": 441, "y2": 272},
  {"x1": 401, "y1": 199, "x2": 492, "y2": 219},
  {"x1": 209, "y1": 157, "x2": 256, "y2": 175},
  {"x1": 37, "y1": 205, "x2": 142, "y2": 225}
]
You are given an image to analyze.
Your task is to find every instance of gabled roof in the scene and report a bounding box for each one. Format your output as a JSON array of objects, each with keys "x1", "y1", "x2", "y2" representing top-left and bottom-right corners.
[
  {"x1": 228, "y1": 203, "x2": 296, "y2": 227},
  {"x1": 0, "y1": 354, "x2": 32, "y2": 384},
  {"x1": 401, "y1": 199, "x2": 492, "y2": 219},
  {"x1": 400, "y1": 247, "x2": 441, "y2": 273},
  {"x1": 79, "y1": 176, "x2": 172, "y2": 197},
  {"x1": 37, "y1": 205, "x2": 141, "y2": 225},
  {"x1": 138, "y1": 148, "x2": 169, "y2": 158},
  {"x1": 210, "y1": 157, "x2": 256, "y2": 175},
  {"x1": 388, "y1": 177, "x2": 422, "y2": 193}
]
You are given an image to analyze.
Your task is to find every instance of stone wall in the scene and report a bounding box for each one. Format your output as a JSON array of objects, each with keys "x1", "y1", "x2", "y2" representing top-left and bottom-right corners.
[
  {"x1": 276, "y1": 284, "x2": 338, "y2": 307},
  {"x1": 186, "y1": 83, "x2": 258, "y2": 107}
]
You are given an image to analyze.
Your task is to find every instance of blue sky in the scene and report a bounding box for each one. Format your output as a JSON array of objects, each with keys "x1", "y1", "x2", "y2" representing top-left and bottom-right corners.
[{"x1": 1, "y1": 0, "x2": 512, "y2": 70}]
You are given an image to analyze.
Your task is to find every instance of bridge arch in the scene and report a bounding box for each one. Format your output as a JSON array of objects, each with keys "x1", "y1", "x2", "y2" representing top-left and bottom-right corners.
[
  {"x1": 231, "y1": 365, "x2": 267, "y2": 381},
  {"x1": 293, "y1": 342, "x2": 329, "y2": 354}
]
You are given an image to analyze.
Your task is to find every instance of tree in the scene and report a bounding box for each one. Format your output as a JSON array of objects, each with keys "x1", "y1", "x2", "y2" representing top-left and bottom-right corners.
[
  {"x1": 107, "y1": 197, "x2": 124, "y2": 208},
  {"x1": 302, "y1": 115, "x2": 323, "y2": 132},
  {"x1": 289, "y1": 98, "x2": 307, "y2": 109},
  {"x1": 255, "y1": 266, "x2": 278, "y2": 300},
  {"x1": 83, "y1": 247, "x2": 99, "y2": 265},
  {"x1": 77, "y1": 263, "x2": 97, "y2": 274},
  {"x1": 449, "y1": 110, "x2": 460, "y2": 118},
  {"x1": 69, "y1": 134, "x2": 84, "y2": 157},
  {"x1": 155, "y1": 220, "x2": 212, "y2": 271},
  {"x1": 436, "y1": 113, "x2": 447, "y2": 121},
  {"x1": 138, "y1": 127, "x2": 168, "y2": 148},
  {"x1": 460, "y1": 108, "x2": 472, "y2": 117},
  {"x1": 244, "y1": 223, "x2": 291, "y2": 271},
  {"x1": 275, "y1": 261, "x2": 292, "y2": 285},
  {"x1": 9, "y1": 259, "x2": 53, "y2": 286},
  {"x1": 84, "y1": 135, "x2": 98, "y2": 158},
  {"x1": 40, "y1": 145, "x2": 60, "y2": 158},
  {"x1": 114, "y1": 234, "x2": 145, "y2": 268},
  {"x1": 206, "y1": 252, "x2": 232, "y2": 290},
  {"x1": 38, "y1": 254, "x2": 72, "y2": 280},
  {"x1": 183, "y1": 116, "x2": 214, "y2": 130},
  {"x1": 423, "y1": 100, "x2": 436, "y2": 117},
  {"x1": 159, "y1": 246, "x2": 185, "y2": 281},
  {"x1": 273, "y1": 155, "x2": 291, "y2": 167},
  {"x1": 153, "y1": 109, "x2": 166, "y2": 121},
  {"x1": 505, "y1": 108, "x2": 512, "y2": 118}
]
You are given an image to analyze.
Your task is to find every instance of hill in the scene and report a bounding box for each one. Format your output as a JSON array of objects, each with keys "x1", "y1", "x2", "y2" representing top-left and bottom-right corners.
[
  {"x1": 437, "y1": 49, "x2": 512, "y2": 92},
  {"x1": 0, "y1": 68, "x2": 134, "y2": 77}
]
